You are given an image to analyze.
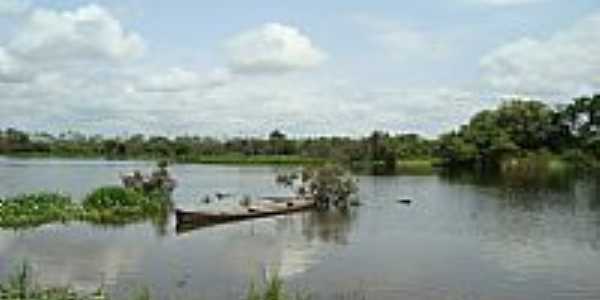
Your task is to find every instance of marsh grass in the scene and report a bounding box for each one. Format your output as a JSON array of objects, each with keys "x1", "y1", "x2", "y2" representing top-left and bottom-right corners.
[
  {"x1": 0, "y1": 262, "x2": 103, "y2": 300},
  {"x1": 1, "y1": 264, "x2": 309, "y2": 300}
]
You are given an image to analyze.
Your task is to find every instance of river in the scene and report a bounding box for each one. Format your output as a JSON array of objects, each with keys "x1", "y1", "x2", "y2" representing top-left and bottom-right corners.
[{"x1": 0, "y1": 157, "x2": 599, "y2": 299}]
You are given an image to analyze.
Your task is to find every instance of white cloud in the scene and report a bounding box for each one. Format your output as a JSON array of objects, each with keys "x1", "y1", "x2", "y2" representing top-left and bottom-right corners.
[
  {"x1": 134, "y1": 68, "x2": 202, "y2": 93},
  {"x1": 133, "y1": 67, "x2": 231, "y2": 93},
  {"x1": 470, "y1": 0, "x2": 546, "y2": 6},
  {"x1": 0, "y1": 3, "x2": 489, "y2": 137},
  {"x1": 353, "y1": 15, "x2": 449, "y2": 61},
  {"x1": 9, "y1": 4, "x2": 145, "y2": 63},
  {"x1": 481, "y1": 13, "x2": 600, "y2": 96},
  {"x1": 0, "y1": 48, "x2": 33, "y2": 83},
  {"x1": 0, "y1": 0, "x2": 29, "y2": 15},
  {"x1": 225, "y1": 23, "x2": 326, "y2": 74}
]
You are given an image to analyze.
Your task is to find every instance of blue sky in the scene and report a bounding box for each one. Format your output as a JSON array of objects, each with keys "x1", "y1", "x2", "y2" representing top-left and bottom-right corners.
[{"x1": 1, "y1": 0, "x2": 599, "y2": 137}]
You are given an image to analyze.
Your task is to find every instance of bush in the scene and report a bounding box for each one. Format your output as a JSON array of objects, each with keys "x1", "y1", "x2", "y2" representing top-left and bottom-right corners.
[
  {"x1": 277, "y1": 164, "x2": 358, "y2": 209},
  {"x1": 561, "y1": 149, "x2": 597, "y2": 168}
]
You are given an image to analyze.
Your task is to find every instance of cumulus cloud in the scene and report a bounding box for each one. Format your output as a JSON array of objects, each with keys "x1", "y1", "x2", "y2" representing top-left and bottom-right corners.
[
  {"x1": 0, "y1": 0, "x2": 29, "y2": 15},
  {"x1": 8, "y1": 4, "x2": 145, "y2": 63},
  {"x1": 481, "y1": 13, "x2": 600, "y2": 95},
  {"x1": 225, "y1": 23, "x2": 326, "y2": 74}
]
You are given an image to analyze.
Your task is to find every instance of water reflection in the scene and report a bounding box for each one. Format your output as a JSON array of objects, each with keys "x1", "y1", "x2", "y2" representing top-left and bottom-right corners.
[
  {"x1": 298, "y1": 209, "x2": 358, "y2": 245},
  {"x1": 177, "y1": 208, "x2": 358, "y2": 246},
  {"x1": 0, "y1": 224, "x2": 151, "y2": 292},
  {"x1": 439, "y1": 168, "x2": 581, "y2": 192}
]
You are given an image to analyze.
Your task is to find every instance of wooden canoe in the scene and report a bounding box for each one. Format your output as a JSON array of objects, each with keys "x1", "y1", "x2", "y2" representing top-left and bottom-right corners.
[{"x1": 175, "y1": 198, "x2": 316, "y2": 231}]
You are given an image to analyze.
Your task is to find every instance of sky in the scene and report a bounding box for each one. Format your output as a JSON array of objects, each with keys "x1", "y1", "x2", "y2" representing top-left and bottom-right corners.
[{"x1": 0, "y1": 0, "x2": 599, "y2": 138}]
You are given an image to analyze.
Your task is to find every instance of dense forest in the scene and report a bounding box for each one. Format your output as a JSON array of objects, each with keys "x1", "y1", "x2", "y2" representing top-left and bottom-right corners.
[{"x1": 1, "y1": 94, "x2": 599, "y2": 170}]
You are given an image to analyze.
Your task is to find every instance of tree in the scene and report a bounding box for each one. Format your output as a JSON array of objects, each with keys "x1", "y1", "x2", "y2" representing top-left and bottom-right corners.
[{"x1": 276, "y1": 165, "x2": 358, "y2": 209}]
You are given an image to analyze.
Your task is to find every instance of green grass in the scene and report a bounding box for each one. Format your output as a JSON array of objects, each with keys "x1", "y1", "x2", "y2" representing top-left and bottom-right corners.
[
  {"x1": 396, "y1": 159, "x2": 441, "y2": 173},
  {"x1": 178, "y1": 154, "x2": 326, "y2": 165},
  {"x1": 350, "y1": 158, "x2": 440, "y2": 175},
  {"x1": 6, "y1": 153, "x2": 328, "y2": 166}
]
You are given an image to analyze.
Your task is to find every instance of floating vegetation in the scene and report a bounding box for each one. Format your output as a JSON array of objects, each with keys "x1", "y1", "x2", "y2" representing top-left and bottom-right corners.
[
  {"x1": 0, "y1": 187, "x2": 172, "y2": 229},
  {"x1": 81, "y1": 186, "x2": 172, "y2": 225},
  {"x1": 0, "y1": 193, "x2": 81, "y2": 228}
]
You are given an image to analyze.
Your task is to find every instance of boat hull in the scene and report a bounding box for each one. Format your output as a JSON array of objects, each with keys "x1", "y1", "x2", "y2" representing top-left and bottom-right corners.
[{"x1": 175, "y1": 199, "x2": 315, "y2": 232}]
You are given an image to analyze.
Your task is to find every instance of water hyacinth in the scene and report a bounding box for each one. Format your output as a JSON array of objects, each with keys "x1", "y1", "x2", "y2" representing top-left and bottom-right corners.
[
  {"x1": 0, "y1": 193, "x2": 81, "y2": 228},
  {"x1": 80, "y1": 186, "x2": 172, "y2": 225},
  {"x1": 0, "y1": 187, "x2": 172, "y2": 229}
]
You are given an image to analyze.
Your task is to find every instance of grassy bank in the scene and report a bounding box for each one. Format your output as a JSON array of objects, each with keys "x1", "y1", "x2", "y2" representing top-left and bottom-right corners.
[
  {"x1": 178, "y1": 154, "x2": 326, "y2": 165},
  {"x1": 0, "y1": 187, "x2": 171, "y2": 229},
  {"x1": 4, "y1": 153, "x2": 327, "y2": 166},
  {"x1": 396, "y1": 159, "x2": 441, "y2": 173}
]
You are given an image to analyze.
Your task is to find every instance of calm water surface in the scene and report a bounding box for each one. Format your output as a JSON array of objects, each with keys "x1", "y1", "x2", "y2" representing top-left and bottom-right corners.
[{"x1": 0, "y1": 157, "x2": 599, "y2": 299}]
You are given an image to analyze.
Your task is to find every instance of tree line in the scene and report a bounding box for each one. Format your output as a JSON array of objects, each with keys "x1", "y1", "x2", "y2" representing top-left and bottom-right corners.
[
  {"x1": 1, "y1": 94, "x2": 599, "y2": 169},
  {"x1": 437, "y1": 94, "x2": 600, "y2": 168}
]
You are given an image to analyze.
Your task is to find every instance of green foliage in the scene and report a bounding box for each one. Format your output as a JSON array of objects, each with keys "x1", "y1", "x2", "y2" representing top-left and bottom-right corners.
[
  {"x1": 81, "y1": 186, "x2": 171, "y2": 224},
  {"x1": 436, "y1": 96, "x2": 600, "y2": 169},
  {"x1": 0, "y1": 193, "x2": 81, "y2": 228},
  {"x1": 278, "y1": 165, "x2": 358, "y2": 208},
  {"x1": 3, "y1": 93, "x2": 600, "y2": 170},
  {"x1": 0, "y1": 128, "x2": 437, "y2": 169},
  {"x1": 83, "y1": 186, "x2": 147, "y2": 209},
  {"x1": 0, "y1": 187, "x2": 171, "y2": 229}
]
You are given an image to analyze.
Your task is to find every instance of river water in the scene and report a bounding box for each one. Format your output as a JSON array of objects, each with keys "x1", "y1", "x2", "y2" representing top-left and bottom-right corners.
[{"x1": 0, "y1": 157, "x2": 599, "y2": 299}]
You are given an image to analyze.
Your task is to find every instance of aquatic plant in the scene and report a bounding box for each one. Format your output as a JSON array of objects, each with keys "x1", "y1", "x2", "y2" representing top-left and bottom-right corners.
[
  {"x1": 0, "y1": 262, "x2": 103, "y2": 300},
  {"x1": 0, "y1": 186, "x2": 172, "y2": 229},
  {"x1": 0, "y1": 263, "x2": 309, "y2": 300},
  {"x1": 81, "y1": 186, "x2": 172, "y2": 224},
  {"x1": 0, "y1": 192, "x2": 81, "y2": 228}
]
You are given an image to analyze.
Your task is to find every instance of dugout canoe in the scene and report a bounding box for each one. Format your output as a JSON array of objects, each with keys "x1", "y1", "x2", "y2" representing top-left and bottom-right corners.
[{"x1": 175, "y1": 198, "x2": 316, "y2": 228}]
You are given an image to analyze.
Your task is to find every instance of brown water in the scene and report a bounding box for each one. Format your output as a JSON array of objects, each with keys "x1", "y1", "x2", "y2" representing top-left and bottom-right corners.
[{"x1": 0, "y1": 157, "x2": 599, "y2": 299}]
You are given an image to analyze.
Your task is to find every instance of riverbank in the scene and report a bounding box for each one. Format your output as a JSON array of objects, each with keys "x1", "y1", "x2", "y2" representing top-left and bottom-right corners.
[{"x1": 3, "y1": 153, "x2": 327, "y2": 166}]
